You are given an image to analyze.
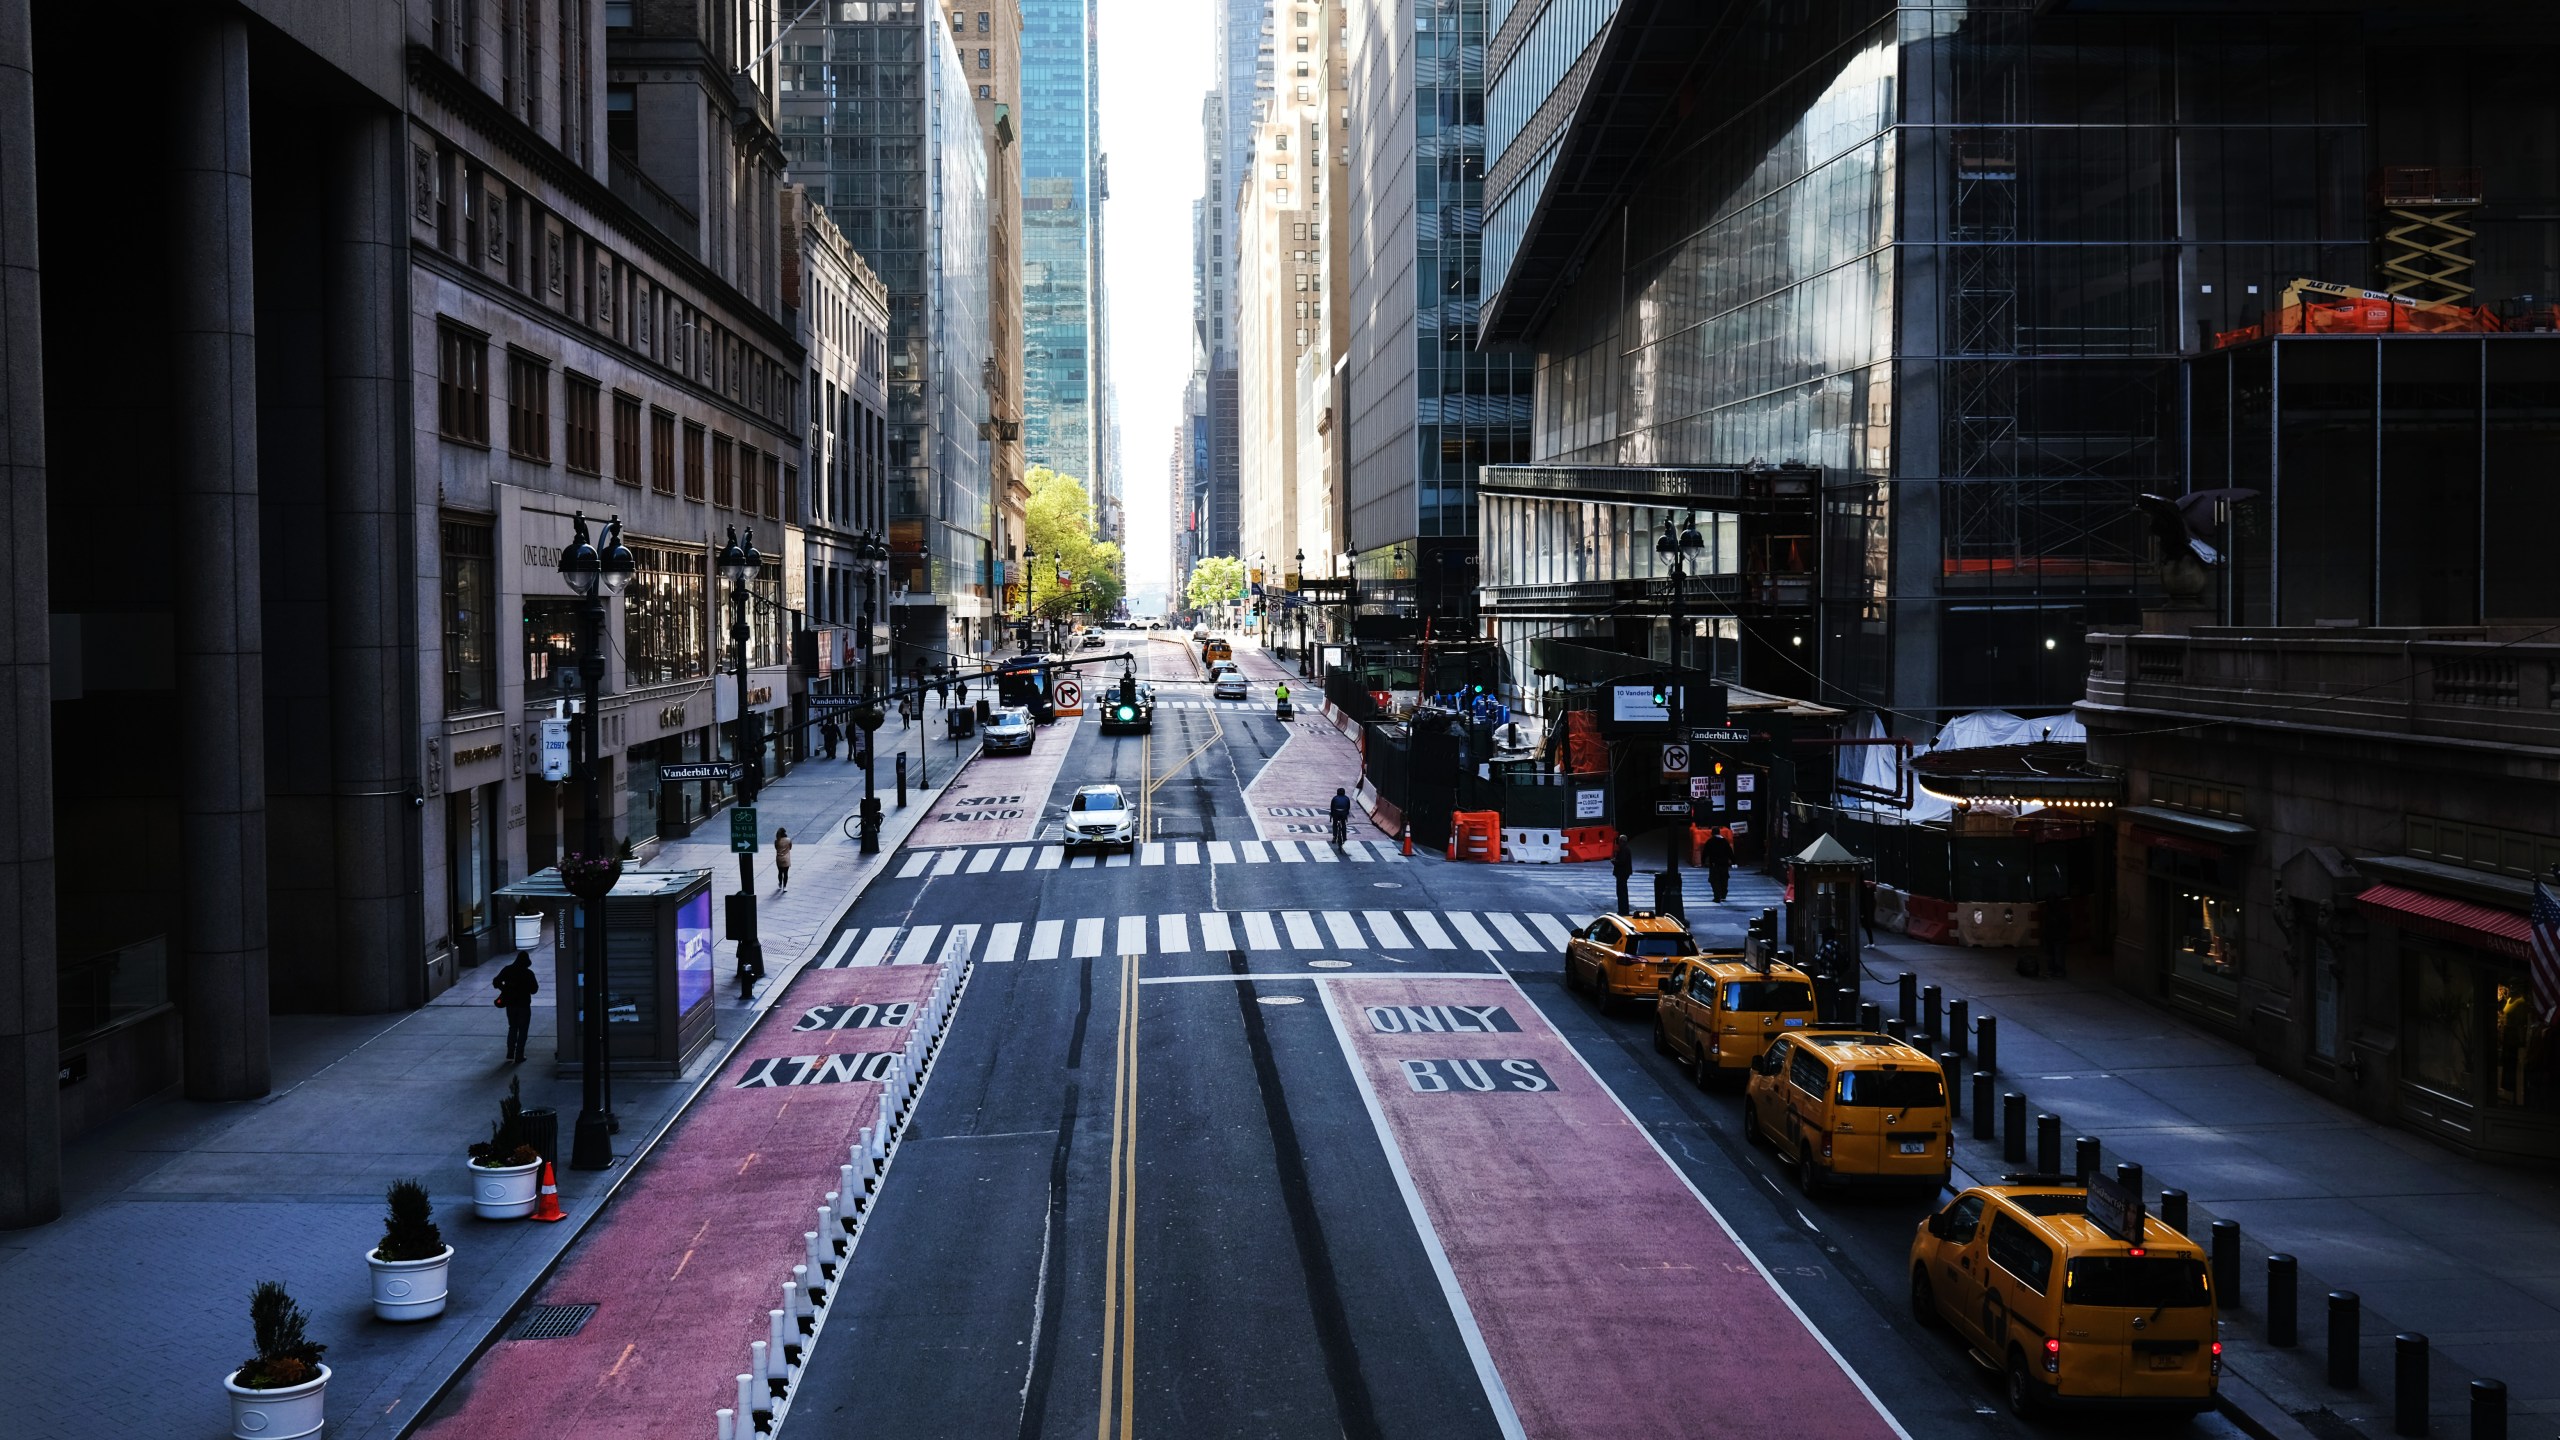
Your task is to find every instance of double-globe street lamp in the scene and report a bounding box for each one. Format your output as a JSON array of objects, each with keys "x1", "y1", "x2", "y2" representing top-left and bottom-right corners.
[
  {"x1": 719, "y1": 527, "x2": 765, "y2": 993},
  {"x1": 558, "y1": 512, "x2": 635, "y2": 1171},
  {"x1": 1653, "y1": 510, "x2": 1705, "y2": 921},
  {"x1": 852, "y1": 530, "x2": 889, "y2": 853}
]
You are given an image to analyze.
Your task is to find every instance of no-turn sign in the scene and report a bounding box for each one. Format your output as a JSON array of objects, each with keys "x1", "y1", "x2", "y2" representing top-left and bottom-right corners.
[
  {"x1": 1054, "y1": 678, "x2": 1083, "y2": 713},
  {"x1": 1660, "y1": 743, "x2": 1690, "y2": 778}
]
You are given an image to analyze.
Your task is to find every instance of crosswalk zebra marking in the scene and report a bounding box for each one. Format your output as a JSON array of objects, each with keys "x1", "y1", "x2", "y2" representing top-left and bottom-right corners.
[
  {"x1": 1036, "y1": 848, "x2": 1063, "y2": 872},
  {"x1": 1403, "y1": 911, "x2": 1452, "y2": 948},
  {"x1": 1072, "y1": 917, "x2": 1106, "y2": 958},
  {"x1": 930, "y1": 850, "x2": 967, "y2": 878},
  {"x1": 1273, "y1": 840, "x2": 1303, "y2": 863},
  {"x1": 850, "y1": 929, "x2": 898, "y2": 967},
  {"x1": 965, "y1": 849, "x2": 1000, "y2": 874},
  {"x1": 897, "y1": 854, "x2": 932, "y2": 879},
  {"x1": 1239, "y1": 841, "x2": 1270, "y2": 864},
  {"x1": 893, "y1": 925, "x2": 944, "y2": 966},
  {"x1": 819, "y1": 930, "x2": 859, "y2": 967},
  {"x1": 1002, "y1": 847, "x2": 1033, "y2": 872},
  {"x1": 1176, "y1": 841, "x2": 1200, "y2": 865},
  {"x1": 1364, "y1": 911, "x2": 1412, "y2": 948},
  {"x1": 1117, "y1": 915, "x2": 1146, "y2": 955},
  {"x1": 1282, "y1": 911, "x2": 1321, "y2": 948},
  {"x1": 1307, "y1": 843, "x2": 1338, "y2": 864},
  {"x1": 1528, "y1": 914, "x2": 1574, "y2": 950},
  {"x1": 1208, "y1": 841, "x2": 1237, "y2": 865},
  {"x1": 1104, "y1": 852, "x2": 1132, "y2": 868},
  {"x1": 1200, "y1": 912, "x2": 1236, "y2": 950},
  {"x1": 1448, "y1": 912, "x2": 1498, "y2": 950},
  {"x1": 1322, "y1": 910, "x2": 1364, "y2": 947},
  {"x1": 1342, "y1": 840, "x2": 1375, "y2": 862},
  {"x1": 936, "y1": 924, "x2": 978, "y2": 966},
  {"x1": 985, "y1": 922, "x2": 1021, "y2": 964},
  {"x1": 1158, "y1": 913, "x2": 1191, "y2": 953},
  {"x1": 1241, "y1": 912, "x2": 1279, "y2": 949},
  {"x1": 1029, "y1": 919, "x2": 1064, "y2": 961},
  {"x1": 1140, "y1": 842, "x2": 1166, "y2": 866},
  {"x1": 1487, "y1": 913, "x2": 1538, "y2": 951}
]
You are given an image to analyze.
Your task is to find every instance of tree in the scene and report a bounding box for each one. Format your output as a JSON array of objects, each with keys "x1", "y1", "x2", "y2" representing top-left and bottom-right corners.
[
  {"x1": 1186, "y1": 555, "x2": 1246, "y2": 614},
  {"x1": 1023, "y1": 467, "x2": 1124, "y2": 623}
]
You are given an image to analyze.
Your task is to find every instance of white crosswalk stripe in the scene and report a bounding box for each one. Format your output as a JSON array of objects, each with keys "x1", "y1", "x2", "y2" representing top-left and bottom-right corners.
[
  {"x1": 816, "y1": 905, "x2": 1578, "y2": 969},
  {"x1": 884, "y1": 837, "x2": 1413, "y2": 872},
  {"x1": 966, "y1": 849, "x2": 999, "y2": 874}
]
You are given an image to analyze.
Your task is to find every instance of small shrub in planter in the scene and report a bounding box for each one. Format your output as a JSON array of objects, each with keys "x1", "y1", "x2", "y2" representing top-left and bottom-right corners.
[
  {"x1": 367, "y1": 1179, "x2": 452, "y2": 1321},
  {"x1": 467, "y1": 1077, "x2": 544, "y2": 1220},
  {"x1": 226, "y1": 1280, "x2": 329, "y2": 1439}
]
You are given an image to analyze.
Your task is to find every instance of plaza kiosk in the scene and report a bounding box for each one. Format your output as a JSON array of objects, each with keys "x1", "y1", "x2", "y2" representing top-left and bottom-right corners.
[
  {"x1": 496, "y1": 867, "x2": 719, "y2": 1077},
  {"x1": 1786, "y1": 832, "x2": 1875, "y2": 982}
]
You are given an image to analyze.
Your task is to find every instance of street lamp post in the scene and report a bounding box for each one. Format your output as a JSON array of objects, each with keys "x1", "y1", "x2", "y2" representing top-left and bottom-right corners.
[
  {"x1": 558, "y1": 512, "x2": 634, "y2": 1171},
  {"x1": 855, "y1": 530, "x2": 887, "y2": 853},
  {"x1": 720, "y1": 527, "x2": 764, "y2": 991},
  {"x1": 1655, "y1": 511, "x2": 1705, "y2": 921}
]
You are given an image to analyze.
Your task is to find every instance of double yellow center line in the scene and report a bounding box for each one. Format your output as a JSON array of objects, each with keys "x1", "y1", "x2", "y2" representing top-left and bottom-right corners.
[{"x1": 1096, "y1": 944, "x2": 1140, "y2": 1439}]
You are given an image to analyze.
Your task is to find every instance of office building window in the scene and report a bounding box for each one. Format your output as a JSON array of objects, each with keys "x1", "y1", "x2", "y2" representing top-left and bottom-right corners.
[
  {"x1": 522, "y1": 597, "x2": 581, "y2": 689},
  {"x1": 977, "y1": 9, "x2": 987, "y2": 28},
  {"x1": 978, "y1": 48, "x2": 989, "y2": 68},
  {"x1": 713, "y1": 434, "x2": 735, "y2": 508},
  {"x1": 764, "y1": 452, "x2": 782, "y2": 519},
  {"x1": 783, "y1": 462, "x2": 800, "y2": 523},
  {"x1": 650, "y1": 408, "x2": 677, "y2": 493},
  {"x1": 564, "y1": 372, "x2": 602, "y2": 473},
  {"x1": 436, "y1": 322, "x2": 490, "y2": 445},
  {"x1": 441, "y1": 517, "x2": 497, "y2": 712},
  {"x1": 625, "y1": 543, "x2": 709, "y2": 684},
  {"x1": 683, "y1": 421, "x2": 706, "y2": 500},
  {"x1": 612, "y1": 391, "x2": 643, "y2": 484},
  {"x1": 507, "y1": 350, "x2": 551, "y2": 461}
]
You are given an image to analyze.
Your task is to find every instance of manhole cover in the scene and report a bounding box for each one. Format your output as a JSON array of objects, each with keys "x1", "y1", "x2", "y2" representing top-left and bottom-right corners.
[
  {"x1": 1309, "y1": 960, "x2": 1353, "y2": 969},
  {"x1": 507, "y1": 1303, "x2": 598, "y2": 1341},
  {"x1": 1256, "y1": 995, "x2": 1306, "y2": 1006}
]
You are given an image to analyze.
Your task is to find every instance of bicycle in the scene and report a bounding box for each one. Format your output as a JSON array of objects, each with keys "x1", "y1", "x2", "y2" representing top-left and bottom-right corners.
[{"x1": 1329, "y1": 812, "x2": 1349, "y2": 850}]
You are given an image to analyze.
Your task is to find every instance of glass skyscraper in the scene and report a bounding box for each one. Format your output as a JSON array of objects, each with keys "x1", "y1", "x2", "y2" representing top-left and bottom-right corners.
[{"x1": 1019, "y1": 0, "x2": 1104, "y2": 493}]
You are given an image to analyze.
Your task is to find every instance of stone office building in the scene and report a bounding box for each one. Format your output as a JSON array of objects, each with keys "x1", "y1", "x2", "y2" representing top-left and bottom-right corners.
[{"x1": 0, "y1": 0, "x2": 810, "y2": 1228}]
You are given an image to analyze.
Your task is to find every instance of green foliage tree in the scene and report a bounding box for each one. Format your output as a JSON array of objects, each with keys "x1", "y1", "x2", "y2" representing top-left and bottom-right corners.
[
  {"x1": 1186, "y1": 555, "x2": 1246, "y2": 614},
  {"x1": 1023, "y1": 467, "x2": 1124, "y2": 622}
]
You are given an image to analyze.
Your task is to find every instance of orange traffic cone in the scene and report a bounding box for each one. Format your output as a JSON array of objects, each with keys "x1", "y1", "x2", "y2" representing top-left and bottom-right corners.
[{"x1": 527, "y1": 1159, "x2": 566, "y2": 1223}]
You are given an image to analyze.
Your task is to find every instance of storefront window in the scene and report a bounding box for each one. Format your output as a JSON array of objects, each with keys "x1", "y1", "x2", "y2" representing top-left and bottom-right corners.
[
  {"x1": 2152, "y1": 846, "x2": 2240, "y2": 1015},
  {"x1": 626, "y1": 543, "x2": 709, "y2": 685},
  {"x1": 2493, "y1": 977, "x2": 2556, "y2": 1114},
  {"x1": 523, "y1": 597, "x2": 584, "y2": 691},
  {"x1": 2403, "y1": 946, "x2": 2478, "y2": 1100},
  {"x1": 625, "y1": 737, "x2": 664, "y2": 846}
]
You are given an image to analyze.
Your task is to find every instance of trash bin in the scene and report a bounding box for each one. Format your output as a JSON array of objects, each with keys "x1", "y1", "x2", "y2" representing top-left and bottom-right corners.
[{"x1": 520, "y1": 1107, "x2": 560, "y2": 1165}]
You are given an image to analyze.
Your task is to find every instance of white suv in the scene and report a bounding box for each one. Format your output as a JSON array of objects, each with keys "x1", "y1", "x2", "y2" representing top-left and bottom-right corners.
[{"x1": 1062, "y1": 784, "x2": 1136, "y2": 853}]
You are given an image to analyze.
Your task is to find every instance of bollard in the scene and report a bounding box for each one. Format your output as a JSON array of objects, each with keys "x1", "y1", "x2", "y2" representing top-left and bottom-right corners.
[
  {"x1": 1973, "y1": 1072, "x2": 1994, "y2": 1141},
  {"x1": 2074, "y1": 1135, "x2": 2100, "y2": 1183},
  {"x1": 2328, "y1": 1291, "x2": 2361, "y2": 1389},
  {"x1": 1897, "y1": 972, "x2": 1917, "y2": 1026},
  {"x1": 2268, "y1": 1254, "x2": 2299, "y2": 1347},
  {"x1": 2003, "y1": 1093, "x2": 2028, "y2": 1163},
  {"x1": 737, "y1": 1372, "x2": 758, "y2": 1425},
  {"x1": 2212, "y1": 1221, "x2": 2243, "y2": 1304},
  {"x1": 1858, "y1": 1000, "x2": 1883, "y2": 1033},
  {"x1": 2469, "y1": 1378, "x2": 2506, "y2": 1440},
  {"x1": 1948, "y1": 999, "x2": 1970, "y2": 1059},
  {"x1": 2394, "y1": 1334, "x2": 2428, "y2": 1437},
  {"x1": 788, "y1": 1271, "x2": 810, "y2": 1323},
  {"x1": 1976, "y1": 1014, "x2": 1998, "y2": 1077},
  {"x1": 1920, "y1": 983, "x2": 1942, "y2": 1044},
  {"x1": 719, "y1": 1407, "x2": 737, "y2": 1440},
  {"x1": 1940, "y1": 1052, "x2": 1962, "y2": 1117},
  {"x1": 2116, "y1": 1162, "x2": 2144, "y2": 1199},
  {"x1": 2036, "y1": 1113, "x2": 2062, "y2": 1174},
  {"x1": 750, "y1": 1342, "x2": 770, "y2": 1393},
  {"x1": 2160, "y1": 1188, "x2": 2189, "y2": 1235},
  {"x1": 770, "y1": 1308, "x2": 793, "y2": 1374},
  {"x1": 896, "y1": 752, "x2": 908, "y2": 807},
  {"x1": 1885, "y1": 1017, "x2": 1910, "y2": 1043}
]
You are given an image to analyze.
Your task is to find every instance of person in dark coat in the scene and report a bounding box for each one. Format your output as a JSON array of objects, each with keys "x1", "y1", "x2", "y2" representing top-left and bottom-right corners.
[
  {"x1": 820, "y1": 718, "x2": 842, "y2": 759},
  {"x1": 493, "y1": 952, "x2": 540, "y2": 1064},
  {"x1": 1611, "y1": 833, "x2": 1634, "y2": 914},
  {"x1": 1701, "y1": 826, "x2": 1736, "y2": 903}
]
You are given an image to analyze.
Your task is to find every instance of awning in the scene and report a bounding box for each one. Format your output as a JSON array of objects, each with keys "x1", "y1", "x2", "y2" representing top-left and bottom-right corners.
[
  {"x1": 2120, "y1": 805, "x2": 2256, "y2": 851},
  {"x1": 2354, "y1": 884, "x2": 2533, "y2": 961}
]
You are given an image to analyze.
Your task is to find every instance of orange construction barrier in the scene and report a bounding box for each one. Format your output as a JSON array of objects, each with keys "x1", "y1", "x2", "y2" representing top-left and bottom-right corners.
[
  {"x1": 1561, "y1": 825, "x2": 1615, "y2": 862},
  {"x1": 1448, "y1": 811, "x2": 1503, "y2": 863},
  {"x1": 1562, "y1": 711, "x2": 1606, "y2": 774}
]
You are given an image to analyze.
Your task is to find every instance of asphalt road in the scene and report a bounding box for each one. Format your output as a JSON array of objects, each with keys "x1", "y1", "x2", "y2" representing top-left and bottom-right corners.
[{"x1": 780, "y1": 630, "x2": 2244, "y2": 1440}]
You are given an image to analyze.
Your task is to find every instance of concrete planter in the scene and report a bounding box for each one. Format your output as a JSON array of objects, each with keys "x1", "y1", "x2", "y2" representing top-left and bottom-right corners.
[
  {"x1": 468, "y1": 1158, "x2": 542, "y2": 1219},
  {"x1": 511, "y1": 912, "x2": 543, "y2": 951},
  {"x1": 366, "y1": 1244, "x2": 452, "y2": 1322},
  {"x1": 225, "y1": 1363, "x2": 329, "y2": 1439}
]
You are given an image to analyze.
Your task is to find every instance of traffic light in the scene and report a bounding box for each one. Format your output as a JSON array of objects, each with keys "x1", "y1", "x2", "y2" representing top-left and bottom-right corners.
[
  {"x1": 1712, "y1": 759, "x2": 1725, "y2": 778},
  {"x1": 1114, "y1": 701, "x2": 1138, "y2": 723},
  {"x1": 1651, "y1": 682, "x2": 1671, "y2": 708}
]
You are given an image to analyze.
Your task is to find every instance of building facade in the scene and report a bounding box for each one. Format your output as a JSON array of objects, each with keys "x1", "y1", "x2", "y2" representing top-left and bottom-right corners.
[
  {"x1": 955, "y1": 0, "x2": 1030, "y2": 608},
  {"x1": 1343, "y1": 0, "x2": 1532, "y2": 614},
  {"x1": 785, "y1": 188, "x2": 893, "y2": 708},
  {"x1": 780, "y1": 5, "x2": 992, "y2": 670},
  {"x1": 1019, "y1": 0, "x2": 1102, "y2": 494}
]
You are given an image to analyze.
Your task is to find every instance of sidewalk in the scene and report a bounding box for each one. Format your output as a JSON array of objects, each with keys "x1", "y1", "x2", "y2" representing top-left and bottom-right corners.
[
  {"x1": 1859, "y1": 933, "x2": 2560, "y2": 1439},
  {"x1": 0, "y1": 739, "x2": 978, "y2": 1440}
]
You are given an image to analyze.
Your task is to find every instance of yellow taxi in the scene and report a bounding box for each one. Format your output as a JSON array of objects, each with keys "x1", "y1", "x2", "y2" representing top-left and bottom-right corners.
[
  {"x1": 1563, "y1": 912, "x2": 1698, "y2": 1014},
  {"x1": 1742, "y1": 1030, "x2": 1950, "y2": 1194},
  {"x1": 1909, "y1": 1178, "x2": 2220, "y2": 1418},
  {"x1": 1653, "y1": 955, "x2": 1818, "y2": 1083}
]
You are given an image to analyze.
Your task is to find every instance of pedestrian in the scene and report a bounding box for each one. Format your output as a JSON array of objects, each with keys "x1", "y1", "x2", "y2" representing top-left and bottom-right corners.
[
  {"x1": 820, "y1": 718, "x2": 841, "y2": 759},
  {"x1": 1611, "y1": 832, "x2": 1634, "y2": 915},
  {"x1": 2041, "y1": 896, "x2": 2070, "y2": 978},
  {"x1": 774, "y1": 827, "x2": 793, "y2": 893},
  {"x1": 492, "y1": 950, "x2": 540, "y2": 1064},
  {"x1": 1702, "y1": 825, "x2": 1735, "y2": 904},
  {"x1": 934, "y1": 673, "x2": 949, "y2": 709}
]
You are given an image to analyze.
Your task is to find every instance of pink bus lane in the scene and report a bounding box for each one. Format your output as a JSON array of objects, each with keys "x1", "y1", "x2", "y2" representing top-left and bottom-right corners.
[
  {"x1": 1321, "y1": 975, "x2": 1909, "y2": 1440},
  {"x1": 1241, "y1": 718, "x2": 1383, "y2": 842},
  {"x1": 418, "y1": 964, "x2": 941, "y2": 1440},
  {"x1": 911, "y1": 710, "x2": 1076, "y2": 847}
]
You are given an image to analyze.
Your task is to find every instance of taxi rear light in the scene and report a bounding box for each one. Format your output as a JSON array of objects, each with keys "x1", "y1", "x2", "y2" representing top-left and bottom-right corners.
[
  {"x1": 2043, "y1": 1337, "x2": 2061, "y2": 1373},
  {"x1": 2128, "y1": 1246, "x2": 2145, "y2": 1257},
  {"x1": 2210, "y1": 1341, "x2": 2223, "y2": 1375}
]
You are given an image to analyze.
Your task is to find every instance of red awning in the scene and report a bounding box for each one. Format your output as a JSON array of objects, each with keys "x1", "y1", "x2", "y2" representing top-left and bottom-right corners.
[{"x1": 2354, "y1": 884, "x2": 2533, "y2": 961}]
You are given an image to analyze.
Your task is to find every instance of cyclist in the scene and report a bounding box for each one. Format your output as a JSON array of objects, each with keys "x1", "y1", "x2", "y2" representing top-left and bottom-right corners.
[{"x1": 1329, "y1": 787, "x2": 1352, "y2": 848}]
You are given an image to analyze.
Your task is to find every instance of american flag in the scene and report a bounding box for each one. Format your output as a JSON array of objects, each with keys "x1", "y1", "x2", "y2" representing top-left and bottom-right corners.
[{"x1": 2532, "y1": 876, "x2": 2560, "y2": 1025}]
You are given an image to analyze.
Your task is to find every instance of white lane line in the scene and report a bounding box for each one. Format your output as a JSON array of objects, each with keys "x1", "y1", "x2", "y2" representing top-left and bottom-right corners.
[
  {"x1": 1314, "y1": 979, "x2": 1528, "y2": 1440},
  {"x1": 1036, "y1": 849, "x2": 1063, "y2": 871},
  {"x1": 984, "y1": 922, "x2": 1021, "y2": 964},
  {"x1": 966, "y1": 849, "x2": 1000, "y2": 874},
  {"x1": 1322, "y1": 911, "x2": 1365, "y2": 948},
  {"x1": 897, "y1": 854, "x2": 933, "y2": 879},
  {"x1": 1241, "y1": 912, "x2": 1280, "y2": 950},
  {"x1": 1238, "y1": 841, "x2": 1270, "y2": 864},
  {"x1": 1028, "y1": 919, "x2": 1064, "y2": 962},
  {"x1": 1485, "y1": 913, "x2": 1538, "y2": 951},
  {"x1": 1116, "y1": 915, "x2": 1147, "y2": 955},
  {"x1": 1071, "y1": 917, "x2": 1106, "y2": 958},
  {"x1": 1363, "y1": 911, "x2": 1412, "y2": 948},
  {"x1": 851, "y1": 929, "x2": 899, "y2": 967},
  {"x1": 1403, "y1": 912, "x2": 1454, "y2": 949},
  {"x1": 892, "y1": 925, "x2": 944, "y2": 966},
  {"x1": 818, "y1": 929, "x2": 859, "y2": 968},
  {"x1": 1002, "y1": 847, "x2": 1033, "y2": 872},
  {"x1": 930, "y1": 850, "x2": 967, "y2": 878},
  {"x1": 1139, "y1": 970, "x2": 1491, "y2": 986},
  {"x1": 1140, "y1": 842, "x2": 1166, "y2": 866},
  {"x1": 1527, "y1": 914, "x2": 1574, "y2": 951},
  {"x1": 1208, "y1": 841, "x2": 1237, "y2": 865},
  {"x1": 1157, "y1": 914, "x2": 1191, "y2": 953},
  {"x1": 1272, "y1": 840, "x2": 1304, "y2": 863},
  {"x1": 1199, "y1": 912, "x2": 1236, "y2": 951},
  {"x1": 1176, "y1": 842, "x2": 1201, "y2": 865},
  {"x1": 1447, "y1": 912, "x2": 1498, "y2": 950},
  {"x1": 1281, "y1": 911, "x2": 1322, "y2": 948}
]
